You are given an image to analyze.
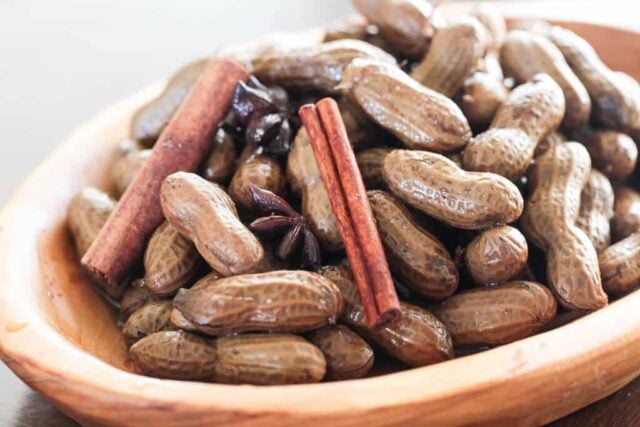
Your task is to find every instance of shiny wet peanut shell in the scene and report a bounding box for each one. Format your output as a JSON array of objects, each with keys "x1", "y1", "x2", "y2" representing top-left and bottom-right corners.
[
  {"x1": 309, "y1": 325, "x2": 374, "y2": 381},
  {"x1": 434, "y1": 281, "x2": 557, "y2": 347},
  {"x1": 173, "y1": 270, "x2": 343, "y2": 336}
]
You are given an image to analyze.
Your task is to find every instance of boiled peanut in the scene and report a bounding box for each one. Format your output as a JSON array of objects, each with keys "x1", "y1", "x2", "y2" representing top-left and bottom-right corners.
[
  {"x1": 434, "y1": 281, "x2": 557, "y2": 347},
  {"x1": 368, "y1": 190, "x2": 458, "y2": 300},
  {"x1": 160, "y1": 172, "x2": 264, "y2": 276},
  {"x1": 119, "y1": 280, "x2": 161, "y2": 322},
  {"x1": 339, "y1": 98, "x2": 377, "y2": 150},
  {"x1": 579, "y1": 130, "x2": 638, "y2": 181},
  {"x1": 111, "y1": 149, "x2": 152, "y2": 197},
  {"x1": 170, "y1": 308, "x2": 197, "y2": 332},
  {"x1": 309, "y1": 325, "x2": 374, "y2": 380},
  {"x1": 465, "y1": 225, "x2": 528, "y2": 285},
  {"x1": 463, "y1": 74, "x2": 565, "y2": 180},
  {"x1": 123, "y1": 301, "x2": 175, "y2": 346},
  {"x1": 228, "y1": 154, "x2": 286, "y2": 212},
  {"x1": 500, "y1": 30, "x2": 591, "y2": 130},
  {"x1": 522, "y1": 142, "x2": 608, "y2": 310},
  {"x1": 323, "y1": 17, "x2": 394, "y2": 59},
  {"x1": 411, "y1": 18, "x2": 488, "y2": 98},
  {"x1": 173, "y1": 270, "x2": 343, "y2": 336},
  {"x1": 320, "y1": 265, "x2": 453, "y2": 367},
  {"x1": 352, "y1": 0, "x2": 440, "y2": 59},
  {"x1": 201, "y1": 128, "x2": 237, "y2": 183},
  {"x1": 547, "y1": 26, "x2": 640, "y2": 135},
  {"x1": 213, "y1": 334, "x2": 326, "y2": 385},
  {"x1": 599, "y1": 232, "x2": 640, "y2": 295},
  {"x1": 67, "y1": 188, "x2": 116, "y2": 257},
  {"x1": 460, "y1": 72, "x2": 509, "y2": 130},
  {"x1": 534, "y1": 131, "x2": 566, "y2": 157},
  {"x1": 383, "y1": 149, "x2": 524, "y2": 230},
  {"x1": 168, "y1": 272, "x2": 221, "y2": 332},
  {"x1": 251, "y1": 39, "x2": 396, "y2": 93},
  {"x1": 131, "y1": 58, "x2": 209, "y2": 145},
  {"x1": 287, "y1": 128, "x2": 342, "y2": 250},
  {"x1": 612, "y1": 186, "x2": 640, "y2": 241},
  {"x1": 144, "y1": 221, "x2": 201, "y2": 296},
  {"x1": 130, "y1": 330, "x2": 217, "y2": 381},
  {"x1": 489, "y1": 73, "x2": 565, "y2": 142},
  {"x1": 340, "y1": 59, "x2": 472, "y2": 153},
  {"x1": 356, "y1": 148, "x2": 393, "y2": 189},
  {"x1": 471, "y1": 5, "x2": 507, "y2": 50},
  {"x1": 576, "y1": 170, "x2": 614, "y2": 252}
]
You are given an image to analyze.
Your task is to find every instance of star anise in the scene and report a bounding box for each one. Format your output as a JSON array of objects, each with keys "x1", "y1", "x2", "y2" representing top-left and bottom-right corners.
[
  {"x1": 248, "y1": 184, "x2": 321, "y2": 269},
  {"x1": 230, "y1": 76, "x2": 292, "y2": 155}
]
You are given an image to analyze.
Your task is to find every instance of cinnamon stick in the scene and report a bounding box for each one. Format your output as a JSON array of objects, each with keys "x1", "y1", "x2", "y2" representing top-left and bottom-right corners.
[
  {"x1": 82, "y1": 59, "x2": 248, "y2": 298},
  {"x1": 316, "y1": 98, "x2": 400, "y2": 318},
  {"x1": 299, "y1": 105, "x2": 380, "y2": 327},
  {"x1": 299, "y1": 100, "x2": 400, "y2": 328}
]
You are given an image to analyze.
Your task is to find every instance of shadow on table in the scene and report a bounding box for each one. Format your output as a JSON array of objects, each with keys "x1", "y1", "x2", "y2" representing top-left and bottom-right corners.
[{"x1": 12, "y1": 392, "x2": 78, "y2": 427}]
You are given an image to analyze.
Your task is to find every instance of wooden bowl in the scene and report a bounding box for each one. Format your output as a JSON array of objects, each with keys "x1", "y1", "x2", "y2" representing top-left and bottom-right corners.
[{"x1": 1, "y1": 12, "x2": 640, "y2": 427}]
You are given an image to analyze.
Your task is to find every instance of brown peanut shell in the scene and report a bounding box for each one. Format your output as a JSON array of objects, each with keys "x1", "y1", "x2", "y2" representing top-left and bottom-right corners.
[
  {"x1": 131, "y1": 58, "x2": 209, "y2": 145},
  {"x1": 356, "y1": 148, "x2": 393, "y2": 189},
  {"x1": 463, "y1": 74, "x2": 565, "y2": 181},
  {"x1": 580, "y1": 130, "x2": 638, "y2": 181},
  {"x1": 119, "y1": 281, "x2": 162, "y2": 322},
  {"x1": 130, "y1": 330, "x2": 217, "y2": 382},
  {"x1": 160, "y1": 172, "x2": 264, "y2": 276},
  {"x1": 411, "y1": 18, "x2": 488, "y2": 98},
  {"x1": 123, "y1": 301, "x2": 175, "y2": 346},
  {"x1": 461, "y1": 72, "x2": 509, "y2": 130},
  {"x1": 612, "y1": 186, "x2": 640, "y2": 241},
  {"x1": 576, "y1": 170, "x2": 614, "y2": 253},
  {"x1": 548, "y1": 26, "x2": 640, "y2": 135},
  {"x1": 368, "y1": 190, "x2": 458, "y2": 300},
  {"x1": 201, "y1": 128, "x2": 237, "y2": 183},
  {"x1": 144, "y1": 221, "x2": 201, "y2": 296},
  {"x1": 352, "y1": 0, "x2": 439, "y2": 59},
  {"x1": 229, "y1": 154, "x2": 286, "y2": 212},
  {"x1": 599, "y1": 232, "x2": 640, "y2": 295},
  {"x1": 111, "y1": 149, "x2": 152, "y2": 197},
  {"x1": 465, "y1": 225, "x2": 528, "y2": 285},
  {"x1": 384, "y1": 149, "x2": 523, "y2": 230},
  {"x1": 522, "y1": 142, "x2": 608, "y2": 311},
  {"x1": 173, "y1": 270, "x2": 343, "y2": 336},
  {"x1": 251, "y1": 39, "x2": 396, "y2": 93},
  {"x1": 320, "y1": 265, "x2": 453, "y2": 367},
  {"x1": 340, "y1": 59, "x2": 472, "y2": 153},
  {"x1": 500, "y1": 30, "x2": 591, "y2": 130},
  {"x1": 67, "y1": 188, "x2": 116, "y2": 257},
  {"x1": 287, "y1": 128, "x2": 342, "y2": 250},
  {"x1": 434, "y1": 281, "x2": 557, "y2": 347},
  {"x1": 309, "y1": 325, "x2": 374, "y2": 381},
  {"x1": 213, "y1": 334, "x2": 326, "y2": 385}
]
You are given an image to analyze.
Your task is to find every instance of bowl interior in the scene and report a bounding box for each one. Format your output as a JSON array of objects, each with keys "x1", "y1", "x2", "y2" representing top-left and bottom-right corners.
[{"x1": 31, "y1": 19, "x2": 640, "y2": 379}]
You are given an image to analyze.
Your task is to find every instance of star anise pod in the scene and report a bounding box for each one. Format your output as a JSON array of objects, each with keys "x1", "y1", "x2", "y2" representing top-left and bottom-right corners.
[
  {"x1": 248, "y1": 184, "x2": 321, "y2": 269},
  {"x1": 231, "y1": 76, "x2": 293, "y2": 155}
]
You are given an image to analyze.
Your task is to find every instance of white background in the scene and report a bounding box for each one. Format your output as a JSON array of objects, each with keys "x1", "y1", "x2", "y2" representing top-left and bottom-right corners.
[{"x1": 0, "y1": 0, "x2": 355, "y2": 205}]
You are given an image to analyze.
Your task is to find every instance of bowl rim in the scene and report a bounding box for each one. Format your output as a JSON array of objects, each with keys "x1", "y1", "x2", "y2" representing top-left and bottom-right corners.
[{"x1": 0, "y1": 14, "x2": 639, "y2": 427}]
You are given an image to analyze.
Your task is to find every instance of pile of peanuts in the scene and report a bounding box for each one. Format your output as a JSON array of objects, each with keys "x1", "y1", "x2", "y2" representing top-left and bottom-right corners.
[{"x1": 67, "y1": 0, "x2": 640, "y2": 386}]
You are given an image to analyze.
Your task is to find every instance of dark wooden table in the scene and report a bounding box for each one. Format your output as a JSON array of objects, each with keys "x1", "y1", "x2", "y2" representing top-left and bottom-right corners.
[{"x1": 0, "y1": 361, "x2": 637, "y2": 426}]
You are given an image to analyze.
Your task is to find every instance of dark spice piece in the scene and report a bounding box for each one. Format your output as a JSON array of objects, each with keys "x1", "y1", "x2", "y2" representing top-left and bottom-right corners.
[
  {"x1": 231, "y1": 76, "x2": 293, "y2": 155},
  {"x1": 248, "y1": 185, "x2": 321, "y2": 269}
]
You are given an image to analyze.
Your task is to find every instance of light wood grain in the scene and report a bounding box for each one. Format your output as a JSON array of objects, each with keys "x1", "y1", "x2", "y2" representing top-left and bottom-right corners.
[{"x1": 0, "y1": 11, "x2": 639, "y2": 427}]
